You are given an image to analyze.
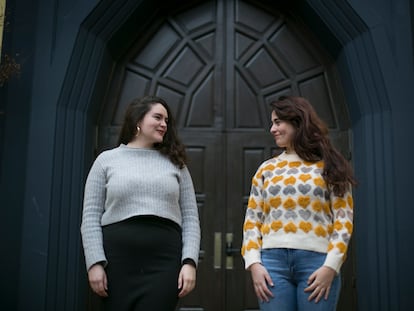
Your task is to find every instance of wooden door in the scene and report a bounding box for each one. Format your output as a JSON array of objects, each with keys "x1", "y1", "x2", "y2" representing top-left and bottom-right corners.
[{"x1": 94, "y1": 1, "x2": 356, "y2": 310}]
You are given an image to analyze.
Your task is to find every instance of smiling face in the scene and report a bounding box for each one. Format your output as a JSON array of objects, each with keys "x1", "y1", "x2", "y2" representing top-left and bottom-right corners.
[
  {"x1": 270, "y1": 110, "x2": 296, "y2": 152},
  {"x1": 136, "y1": 103, "x2": 168, "y2": 148}
]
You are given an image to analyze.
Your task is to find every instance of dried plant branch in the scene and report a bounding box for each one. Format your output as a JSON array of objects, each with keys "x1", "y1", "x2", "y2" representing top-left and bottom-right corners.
[{"x1": 0, "y1": 54, "x2": 20, "y2": 86}]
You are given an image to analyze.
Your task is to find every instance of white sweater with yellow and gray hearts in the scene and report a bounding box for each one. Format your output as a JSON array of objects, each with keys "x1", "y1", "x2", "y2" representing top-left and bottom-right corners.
[{"x1": 241, "y1": 151, "x2": 353, "y2": 273}]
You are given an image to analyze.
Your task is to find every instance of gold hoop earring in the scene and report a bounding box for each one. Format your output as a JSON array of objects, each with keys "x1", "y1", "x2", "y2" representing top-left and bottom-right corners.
[{"x1": 136, "y1": 126, "x2": 141, "y2": 137}]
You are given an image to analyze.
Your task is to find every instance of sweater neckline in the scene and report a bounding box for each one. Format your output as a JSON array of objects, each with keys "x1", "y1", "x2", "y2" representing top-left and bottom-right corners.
[
  {"x1": 278, "y1": 151, "x2": 302, "y2": 161},
  {"x1": 119, "y1": 144, "x2": 158, "y2": 152}
]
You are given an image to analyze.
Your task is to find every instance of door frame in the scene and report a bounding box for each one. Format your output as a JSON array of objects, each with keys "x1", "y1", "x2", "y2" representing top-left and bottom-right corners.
[{"x1": 45, "y1": 0, "x2": 378, "y2": 309}]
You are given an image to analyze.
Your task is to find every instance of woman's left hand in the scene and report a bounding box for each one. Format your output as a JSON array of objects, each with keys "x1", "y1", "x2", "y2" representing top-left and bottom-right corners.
[
  {"x1": 304, "y1": 265, "x2": 336, "y2": 303},
  {"x1": 178, "y1": 264, "x2": 196, "y2": 298}
]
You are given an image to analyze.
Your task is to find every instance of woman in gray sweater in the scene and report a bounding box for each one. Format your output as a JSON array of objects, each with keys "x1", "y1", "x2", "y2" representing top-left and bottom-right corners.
[{"x1": 81, "y1": 95, "x2": 200, "y2": 310}]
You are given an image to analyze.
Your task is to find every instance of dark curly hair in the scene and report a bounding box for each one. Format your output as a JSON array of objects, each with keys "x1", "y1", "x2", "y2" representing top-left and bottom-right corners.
[
  {"x1": 117, "y1": 95, "x2": 187, "y2": 168},
  {"x1": 269, "y1": 96, "x2": 357, "y2": 196}
]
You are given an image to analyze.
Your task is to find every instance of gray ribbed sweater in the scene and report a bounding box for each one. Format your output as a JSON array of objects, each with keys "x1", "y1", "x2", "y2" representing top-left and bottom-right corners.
[{"x1": 81, "y1": 144, "x2": 200, "y2": 271}]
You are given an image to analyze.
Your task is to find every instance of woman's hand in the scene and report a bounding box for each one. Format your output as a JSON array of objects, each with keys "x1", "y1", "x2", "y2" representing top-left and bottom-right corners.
[
  {"x1": 178, "y1": 264, "x2": 196, "y2": 298},
  {"x1": 250, "y1": 263, "x2": 274, "y2": 303},
  {"x1": 88, "y1": 263, "x2": 108, "y2": 297},
  {"x1": 304, "y1": 265, "x2": 336, "y2": 303}
]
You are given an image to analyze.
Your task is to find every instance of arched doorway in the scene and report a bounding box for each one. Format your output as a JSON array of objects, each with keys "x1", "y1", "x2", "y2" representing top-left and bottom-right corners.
[{"x1": 91, "y1": 1, "x2": 356, "y2": 310}]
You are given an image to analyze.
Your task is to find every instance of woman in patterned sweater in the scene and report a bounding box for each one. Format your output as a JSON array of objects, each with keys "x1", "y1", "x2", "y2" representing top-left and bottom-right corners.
[{"x1": 241, "y1": 96, "x2": 356, "y2": 311}]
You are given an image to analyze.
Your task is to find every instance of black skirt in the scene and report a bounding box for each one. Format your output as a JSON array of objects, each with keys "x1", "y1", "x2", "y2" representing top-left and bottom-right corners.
[{"x1": 102, "y1": 215, "x2": 182, "y2": 311}]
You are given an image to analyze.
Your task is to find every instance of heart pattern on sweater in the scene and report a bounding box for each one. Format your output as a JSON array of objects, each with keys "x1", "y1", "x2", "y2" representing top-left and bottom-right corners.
[
  {"x1": 283, "y1": 186, "x2": 296, "y2": 195},
  {"x1": 269, "y1": 185, "x2": 281, "y2": 195},
  {"x1": 313, "y1": 187, "x2": 324, "y2": 197},
  {"x1": 298, "y1": 184, "x2": 311, "y2": 194},
  {"x1": 299, "y1": 209, "x2": 311, "y2": 220},
  {"x1": 271, "y1": 210, "x2": 283, "y2": 219},
  {"x1": 285, "y1": 210, "x2": 298, "y2": 219},
  {"x1": 287, "y1": 168, "x2": 299, "y2": 174}
]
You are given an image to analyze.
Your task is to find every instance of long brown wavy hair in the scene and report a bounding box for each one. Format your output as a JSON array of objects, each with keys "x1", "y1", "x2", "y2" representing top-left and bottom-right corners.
[
  {"x1": 269, "y1": 96, "x2": 357, "y2": 196},
  {"x1": 117, "y1": 95, "x2": 187, "y2": 168}
]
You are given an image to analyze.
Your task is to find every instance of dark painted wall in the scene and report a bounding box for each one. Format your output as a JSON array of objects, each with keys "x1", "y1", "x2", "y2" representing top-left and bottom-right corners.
[
  {"x1": 0, "y1": 0, "x2": 413, "y2": 310},
  {"x1": 0, "y1": 0, "x2": 38, "y2": 307},
  {"x1": 342, "y1": 1, "x2": 414, "y2": 309},
  {"x1": 0, "y1": 0, "x2": 99, "y2": 309}
]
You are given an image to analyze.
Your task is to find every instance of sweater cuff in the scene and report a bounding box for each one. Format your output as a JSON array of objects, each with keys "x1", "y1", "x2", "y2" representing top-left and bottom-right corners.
[
  {"x1": 182, "y1": 258, "x2": 197, "y2": 268},
  {"x1": 323, "y1": 252, "x2": 344, "y2": 274},
  {"x1": 243, "y1": 250, "x2": 262, "y2": 270}
]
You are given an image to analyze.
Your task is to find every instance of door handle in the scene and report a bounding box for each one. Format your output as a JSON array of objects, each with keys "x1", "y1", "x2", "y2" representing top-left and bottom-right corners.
[
  {"x1": 214, "y1": 232, "x2": 240, "y2": 270},
  {"x1": 225, "y1": 233, "x2": 240, "y2": 269},
  {"x1": 225, "y1": 241, "x2": 240, "y2": 256},
  {"x1": 214, "y1": 232, "x2": 222, "y2": 269}
]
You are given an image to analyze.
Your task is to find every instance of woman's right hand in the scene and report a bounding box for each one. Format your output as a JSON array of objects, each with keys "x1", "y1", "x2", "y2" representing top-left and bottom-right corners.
[
  {"x1": 88, "y1": 263, "x2": 108, "y2": 297},
  {"x1": 250, "y1": 263, "x2": 274, "y2": 303}
]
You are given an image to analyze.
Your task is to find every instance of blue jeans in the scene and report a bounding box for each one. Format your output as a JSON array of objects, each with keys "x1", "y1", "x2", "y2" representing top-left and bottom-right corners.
[{"x1": 260, "y1": 248, "x2": 341, "y2": 311}]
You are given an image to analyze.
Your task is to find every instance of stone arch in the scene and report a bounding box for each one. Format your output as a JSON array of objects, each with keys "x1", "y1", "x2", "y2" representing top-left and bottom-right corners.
[{"x1": 46, "y1": 1, "x2": 398, "y2": 310}]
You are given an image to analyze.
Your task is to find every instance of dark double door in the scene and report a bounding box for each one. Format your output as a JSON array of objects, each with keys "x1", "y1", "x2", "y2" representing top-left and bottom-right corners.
[
  {"x1": 176, "y1": 131, "x2": 277, "y2": 310},
  {"x1": 95, "y1": 1, "x2": 356, "y2": 310}
]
